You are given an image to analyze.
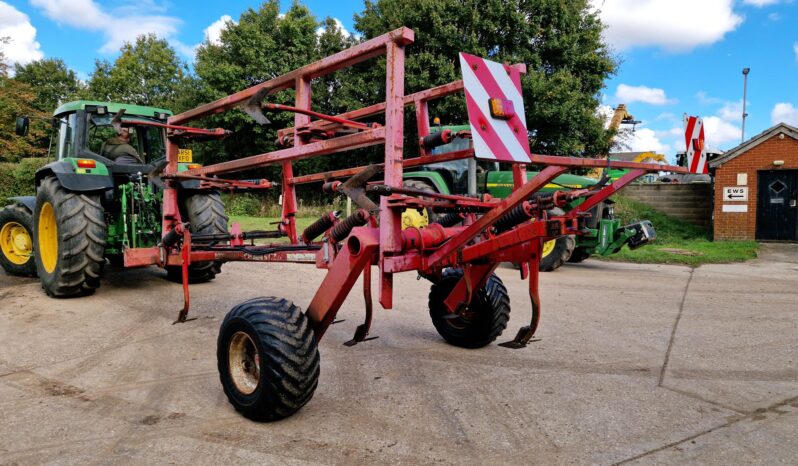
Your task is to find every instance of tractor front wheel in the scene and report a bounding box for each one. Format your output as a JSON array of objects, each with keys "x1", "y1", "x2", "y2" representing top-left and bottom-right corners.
[
  {"x1": 33, "y1": 176, "x2": 106, "y2": 297},
  {"x1": 428, "y1": 268, "x2": 510, "y2": 348},
  {"x1": 218, "y1": 297, "x2": 320, "y2": 422},
  {"x1": 166, "y1": 192, "x2": 228, "y2": 283},
  {"x1": 0, "y1": 204, "x2": 37, "y2": 277}
]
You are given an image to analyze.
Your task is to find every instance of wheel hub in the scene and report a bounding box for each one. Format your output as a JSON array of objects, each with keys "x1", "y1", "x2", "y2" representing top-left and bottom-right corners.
[
  {"x1": 1, "y1": 222, "x2": 32, "y2": 265},
  {"x1": 228, "y1": 331, "x2": 261, "y2": 395}
]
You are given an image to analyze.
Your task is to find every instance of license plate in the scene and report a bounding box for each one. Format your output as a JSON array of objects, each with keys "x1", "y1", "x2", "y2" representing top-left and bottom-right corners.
[{"x1": 177, "y1": 148, "x2": 193, "y2": 163}]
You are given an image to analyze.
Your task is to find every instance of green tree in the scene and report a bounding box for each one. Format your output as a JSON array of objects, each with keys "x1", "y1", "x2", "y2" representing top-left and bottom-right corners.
[
  {"x1": 0, "y1": 38, "x2": 49, "y2": 161},
  {"x1": 192, "y1": 1, "x2": 356, "y2": 178},
  {"x1": 14, "y1": 58, "x2": 82, "y2": 112},
  {"x1": 86, "y1": 34, "x2": 187, "y2": 109},
  {"x1": 353, "y1": 0, "x2": 617, "y2": 157}
]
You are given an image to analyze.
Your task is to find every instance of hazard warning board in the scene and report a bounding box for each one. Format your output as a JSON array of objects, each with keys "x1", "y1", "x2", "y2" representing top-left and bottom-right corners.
[
  {"x1": 459, "y1": 52, "x2": 531, "y2": 163},
  {"x1": 684, "y1": 114, "x2": 707, "y2": 174}
]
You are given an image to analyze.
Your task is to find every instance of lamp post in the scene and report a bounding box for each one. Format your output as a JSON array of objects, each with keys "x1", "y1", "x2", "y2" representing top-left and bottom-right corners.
[{"x1": 741, "y1": 67, "x2": 750, "y2": 143}]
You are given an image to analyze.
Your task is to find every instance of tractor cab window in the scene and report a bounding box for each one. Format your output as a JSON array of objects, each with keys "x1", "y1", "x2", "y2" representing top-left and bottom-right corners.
[
  {"x1": 54, "y1": 113, "x2": 77, "y2": 160},
  {"x1": 86, "y1": 114, "x2": 165, "y2": 163}
]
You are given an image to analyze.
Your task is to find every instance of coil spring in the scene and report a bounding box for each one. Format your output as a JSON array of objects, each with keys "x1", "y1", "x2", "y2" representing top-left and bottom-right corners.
[
  {"x1": 492, "y1": 202, "x2": 534, "y2": 234},
  {"x1": 301, "y1": 211, "x2": 339, "y2": 244},
  {"x1": 330, "y1": 209, "x2": 370, "y2": 242},
  {"x1": 434, "y1": 212, "x2": 464, "y2": 228}
]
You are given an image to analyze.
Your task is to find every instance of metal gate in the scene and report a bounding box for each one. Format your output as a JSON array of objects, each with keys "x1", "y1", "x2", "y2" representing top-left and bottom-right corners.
[{"x1": 757, "y1": 170, "x2": 798, "y2": 241}]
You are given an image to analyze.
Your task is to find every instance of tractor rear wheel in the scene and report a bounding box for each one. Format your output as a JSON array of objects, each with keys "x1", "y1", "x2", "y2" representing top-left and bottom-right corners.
[
  {"x1": 34, "y1": 176, "x2": 106, "y2": 297},
  {"x1": 0, "y1": 204, "x2": 37, "y2": 277},
  {"x1": 166, "y1": 192, "x2": 228, "y2": 283},
  {"x1": 217, "y1": 297, "x2": 320, "y2": 422},
  {"x1": 567, "y1": 247, "x2": 592, "y2": 263},
  {"x1": 428, "y1": 268, "x2": 510, "y2": 348},
  {"x1": 538, "y1": 208, "x2": 575, "y2": 272}
]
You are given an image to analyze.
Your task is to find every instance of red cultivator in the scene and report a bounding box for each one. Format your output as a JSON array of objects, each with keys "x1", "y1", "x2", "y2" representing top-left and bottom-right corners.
[{"x1": 131, "y1": 28, "x2": 686, "y2": 421}]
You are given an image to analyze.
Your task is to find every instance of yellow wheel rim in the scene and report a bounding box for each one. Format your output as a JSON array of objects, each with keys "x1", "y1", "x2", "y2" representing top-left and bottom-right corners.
[
  {"x1": 1, "y1": 221, "x2": 32, "y2": 265},
  {"x1": 38, "y1": 202, "x2": 58, "y2": 274},
  {"x1": 541, "y1": 239, "x2": 556, "y2": 258},
  {"x1": 401, "y1": 207, "x2": 429, "y2": 230}
]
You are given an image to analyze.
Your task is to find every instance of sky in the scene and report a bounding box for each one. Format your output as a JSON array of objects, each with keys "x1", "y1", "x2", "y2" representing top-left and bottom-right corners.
[{"x1": 1, "y1": 0, "x2": 797, "y2": 162}]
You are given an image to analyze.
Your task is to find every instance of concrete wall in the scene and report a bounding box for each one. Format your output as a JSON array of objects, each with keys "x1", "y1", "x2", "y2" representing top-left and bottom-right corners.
[
  {"x1": 621, "y1": 183, "x2": 713, "y2": 231},
  {"x1": 713, "y1": 135, "x2": 798, "y2": 240}
]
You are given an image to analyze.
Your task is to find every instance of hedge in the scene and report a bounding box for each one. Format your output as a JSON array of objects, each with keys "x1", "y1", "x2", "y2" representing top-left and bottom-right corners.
[{"x1": 0, "y1": 157, "x2": 50, "y2": 201}]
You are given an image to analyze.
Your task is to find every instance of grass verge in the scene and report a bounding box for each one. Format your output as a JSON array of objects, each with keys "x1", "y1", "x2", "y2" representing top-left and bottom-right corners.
[{"x1": 599, "y1": 196, "x2": 758, "y2": 267}]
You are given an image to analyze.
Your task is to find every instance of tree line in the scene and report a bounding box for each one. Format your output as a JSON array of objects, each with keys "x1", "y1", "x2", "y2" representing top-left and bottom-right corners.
[{"x1": 0, "y1": 0, "x2": 617, "y2": 171}]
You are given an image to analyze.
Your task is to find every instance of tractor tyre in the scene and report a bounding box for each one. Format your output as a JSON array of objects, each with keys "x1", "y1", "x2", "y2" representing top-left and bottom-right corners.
[
  {"x1": 538, "y1": 208, "x2": 575, "y2": 272},
  {"x1": 428, "y1": 268, "x2": 510, "y2": 348},
  {"x1": 166, "y1": 192, "x2": 228, "y2": 283},
  {"x1": 33, "y1": 176, "x2": 106, "y2": 297},
  {"x1": 567, "y1": 247, "x2": 592, "y2": 263},
  {"x1": 0, "y1": 204, "x2": 37, "y2": 277},
  {"x1": 218, "y1": 297, "x2": 320, "y2": 422},
  {"x1": 401, "y1": 179, "x2": 438, "y2": 229}
]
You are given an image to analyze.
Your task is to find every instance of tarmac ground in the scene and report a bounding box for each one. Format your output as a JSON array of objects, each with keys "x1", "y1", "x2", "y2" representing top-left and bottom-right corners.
[{"x1": 1, "y1": 243, "x2": 797, "y2": 464}]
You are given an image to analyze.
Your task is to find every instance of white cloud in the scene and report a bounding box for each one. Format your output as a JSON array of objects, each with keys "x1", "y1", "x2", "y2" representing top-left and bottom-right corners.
[
  {"x1": 204, "y1": 14, "x2": 235, "y2": 46},
  {"x1": 742, "y1": 0, "x2": 780, "y2": 6},
  {"x1": 794, "y1": 42, "x2": 798, "y2": 62},
  {"x1": 0, "y1": 1, "x2": 43, "y2": 66},
  {"x1": 771, "y1": 102, "x2": 798, "y2": 126},
  {"x1": 718, "y1": 99, "x2": 744, "y2": 123},
  {"x1": 625, "y1": 127, "x2": 670, "y2": 153},
  {"x1": 316, "y1": 17, "x2": 352, "y2": 37},
  {"x1": 703, "y1": 116, "x2": 741, "y2": 146},
  {"x1": 30, "y1": 0, "x2": 187, "y2": 55},
  {"x1": 597, "y1": 104, "x2": 614, "y2": 128},
  {"x1": 591, "y1": 0, "x2": 743, "y2": 52},
  {"x1": 615, "y1": 84, "x2": 673, "y2": 105}
]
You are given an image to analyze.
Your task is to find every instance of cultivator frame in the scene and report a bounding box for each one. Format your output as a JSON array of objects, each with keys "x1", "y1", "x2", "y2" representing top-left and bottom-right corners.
[{"x1": 126, "y1": 27, "x2": 685, "y2": 348}]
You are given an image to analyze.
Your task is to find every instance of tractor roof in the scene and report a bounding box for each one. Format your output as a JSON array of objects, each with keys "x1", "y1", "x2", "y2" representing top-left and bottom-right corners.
[{"x1": 54, "y1": 101, "x2": 173, "y2": 118}]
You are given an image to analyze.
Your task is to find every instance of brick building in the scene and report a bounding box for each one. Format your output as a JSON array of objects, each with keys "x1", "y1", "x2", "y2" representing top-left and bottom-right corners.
[{"x1": 709, "y1": 123, "x2": 798, "y2": 241}]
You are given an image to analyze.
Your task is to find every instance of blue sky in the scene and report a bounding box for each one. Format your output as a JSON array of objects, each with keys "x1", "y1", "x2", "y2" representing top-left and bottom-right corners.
[{"x1": 2, "y1": 0, "x2": 797, "y2": 162}]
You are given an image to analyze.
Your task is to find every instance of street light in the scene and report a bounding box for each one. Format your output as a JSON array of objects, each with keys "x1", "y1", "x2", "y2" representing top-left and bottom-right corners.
[{"x1": 742, "y1": 67, "x2": 750, "y2": 143}]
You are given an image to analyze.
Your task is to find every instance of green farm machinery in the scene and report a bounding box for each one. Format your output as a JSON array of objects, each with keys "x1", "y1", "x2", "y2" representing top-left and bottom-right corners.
[
  {"x1": 402, "y1": 125, "x2": 656, "y2": 270},
  {"x1": 0, "y1": 101, "x2": 233, "y2": 294}
]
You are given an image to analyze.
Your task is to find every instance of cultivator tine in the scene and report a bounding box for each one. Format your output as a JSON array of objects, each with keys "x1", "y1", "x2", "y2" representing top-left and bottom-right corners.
[
  {"x1": 338, "y1": 165, "x2": 381, "y2": 213},
  {"x1": 500, "y1": 259, "x2": 541, "y2": 348},
  {"x1": 173, "y1": 226, "x2": 197, "y2": 324},
  {"x1": 243, "y1": 88, "x2": 271, "y2": 125},
  {"x1": 344, "y1": 265, "x2": 378, "y2": 346}
]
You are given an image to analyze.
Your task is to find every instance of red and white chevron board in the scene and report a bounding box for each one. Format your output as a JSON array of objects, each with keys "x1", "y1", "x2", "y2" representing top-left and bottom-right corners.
[
  {"x1": 459, "y1": 52, "x2": 531, "y2": 163},
  {"x1": 683, "y1": 115, "x2": 707, "y2": 174}
]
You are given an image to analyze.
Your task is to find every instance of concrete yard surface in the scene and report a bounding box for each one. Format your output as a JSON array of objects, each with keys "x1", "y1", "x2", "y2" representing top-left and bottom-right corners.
[{"x1": 1, "y1": 244, "x2": 797, "y2": 464}]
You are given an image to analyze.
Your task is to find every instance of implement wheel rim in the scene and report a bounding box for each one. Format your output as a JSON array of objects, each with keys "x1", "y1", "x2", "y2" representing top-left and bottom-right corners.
[
  {"x1": 228, "y1": 331, "x2": 261, "y2": 395},
  {"x1": 38, "y1": 202, "x2": 58, "y2": 274},
  {"x1": 541, "y1": 239, "x2": 556, "y2": 258},
  {"x1": 1, "y1": 221, "x2": 32, "y2": 265}
]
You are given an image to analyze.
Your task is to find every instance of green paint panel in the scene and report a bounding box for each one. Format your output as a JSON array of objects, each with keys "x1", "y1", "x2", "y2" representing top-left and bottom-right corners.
[{"x1": 485, "y1": 171, "x2": 598, "y2": 198}]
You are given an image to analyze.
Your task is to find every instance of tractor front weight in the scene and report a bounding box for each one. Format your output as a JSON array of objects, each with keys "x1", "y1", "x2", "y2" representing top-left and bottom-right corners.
[{"x1": 118, "y1": 27, "x2": 688, "y2": 421}]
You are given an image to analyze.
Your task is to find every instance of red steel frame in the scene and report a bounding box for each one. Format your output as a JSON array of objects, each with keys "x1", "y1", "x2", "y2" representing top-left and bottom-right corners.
[{"x1": 125, "y1": 27, "x2": 687, "y2": 342}]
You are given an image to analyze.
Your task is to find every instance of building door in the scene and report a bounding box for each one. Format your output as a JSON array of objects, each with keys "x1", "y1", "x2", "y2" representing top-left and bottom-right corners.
[{"x1": 756, "y1": 170, "x2": 798, "y2": 241}]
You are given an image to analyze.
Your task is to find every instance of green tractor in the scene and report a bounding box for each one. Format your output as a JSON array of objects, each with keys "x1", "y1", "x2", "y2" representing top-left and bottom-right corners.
[
  {"x1": 402, "y1": 125, "x2": 654, "y2": 271},
  {"x1": 0, "y1": 101, "x2": 228, "y2": 296}
]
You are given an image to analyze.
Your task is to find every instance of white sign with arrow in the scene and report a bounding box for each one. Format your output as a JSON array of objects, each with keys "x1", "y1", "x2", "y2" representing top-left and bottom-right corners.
[{"x1": 724, "y1": 186, "x2": 748, "y2": 202}]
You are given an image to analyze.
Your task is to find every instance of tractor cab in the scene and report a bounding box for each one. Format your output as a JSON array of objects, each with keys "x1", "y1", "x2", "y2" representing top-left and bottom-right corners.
[{"x1": 49, "y1": 101, "x2": 174, "y2": 175}]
